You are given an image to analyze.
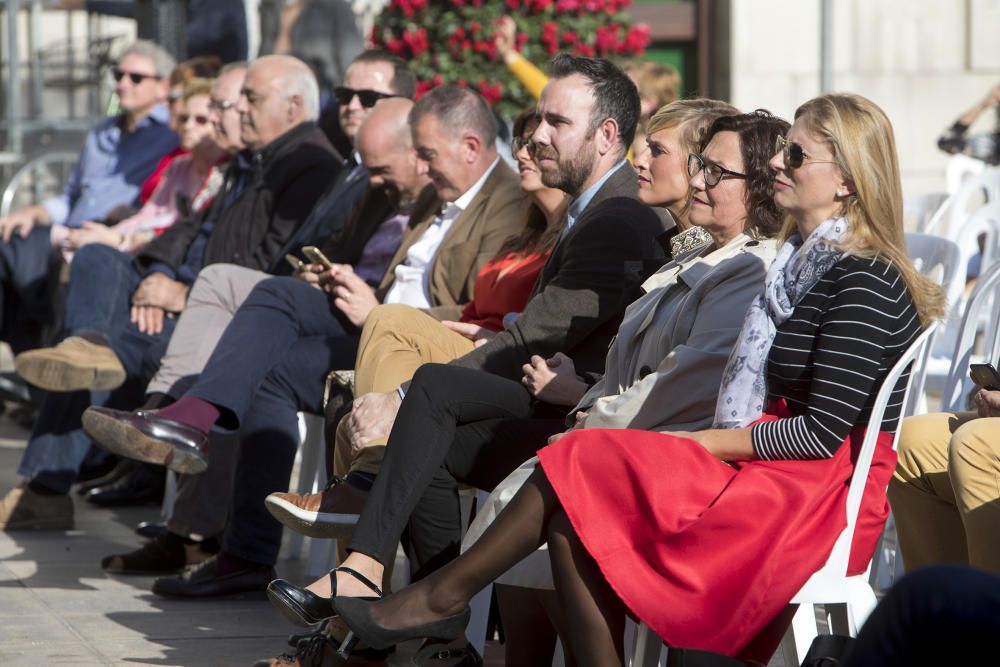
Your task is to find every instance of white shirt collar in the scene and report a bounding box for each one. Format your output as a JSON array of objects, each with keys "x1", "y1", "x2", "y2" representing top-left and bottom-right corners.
[{"x1": 450, "y1": 156, "x2": 501, "y2": 214}]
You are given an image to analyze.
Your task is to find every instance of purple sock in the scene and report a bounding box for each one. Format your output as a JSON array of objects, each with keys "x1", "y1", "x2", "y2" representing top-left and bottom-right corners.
[{"x1": 156, "y1": 396, "x2": 220, "y2": 435}]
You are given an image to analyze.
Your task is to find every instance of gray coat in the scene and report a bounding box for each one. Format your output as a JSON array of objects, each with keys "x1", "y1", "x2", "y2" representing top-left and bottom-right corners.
[{"x1": 578, "y1": 233, "x2": 778, "y2": 433}]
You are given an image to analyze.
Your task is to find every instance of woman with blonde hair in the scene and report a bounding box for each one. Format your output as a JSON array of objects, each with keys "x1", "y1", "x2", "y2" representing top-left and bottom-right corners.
[{"x1": 325, "y1": 92, "x2": 943, "y2": 665}]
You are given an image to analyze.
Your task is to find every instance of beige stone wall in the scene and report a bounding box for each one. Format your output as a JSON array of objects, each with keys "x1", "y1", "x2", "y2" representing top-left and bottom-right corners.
[{"x1": 729, "y1": 0, "x2": 999, "y2": 201}]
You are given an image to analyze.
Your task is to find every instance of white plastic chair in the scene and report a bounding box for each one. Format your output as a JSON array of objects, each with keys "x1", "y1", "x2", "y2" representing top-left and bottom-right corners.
[
  {"x1": 904, "y1": 233, "x2": 964, "y2": 399},
  {"x1": 775, "y1": 322, "x2": 939, "y2": 665},
  {"x1": 939, "y1": 261, "x2": 1000, "y2": 412},
  {"x1": 945, "y1": 154, "x2": 988, "y2": 195},
  {"x1": 904, "y1": 191, "x2": 948, "y2": 232},
  {"x1": 280, "y1": 412, "x2": 330, "y2": 573},
  {"x1": 923, "y1": 166, "x2": 1000, "y2": 239}
]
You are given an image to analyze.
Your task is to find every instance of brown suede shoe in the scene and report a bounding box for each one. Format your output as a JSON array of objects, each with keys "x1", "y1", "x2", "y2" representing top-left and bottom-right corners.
[
  {"x1": 0, "y1": 483, "x2": 74, "y2": 531},
  {"x1": 264, "y1": 477, "x2": 368, "y2": 539},
  {"x1": 102, "y1": 532, "x2": 220, "y2": 575},
  {"x1": 252, "y1": 620, "x2": 390, "y2": 667},
  {"x1": 15, "y1": 336, "x2": 126, "y2": 392}
]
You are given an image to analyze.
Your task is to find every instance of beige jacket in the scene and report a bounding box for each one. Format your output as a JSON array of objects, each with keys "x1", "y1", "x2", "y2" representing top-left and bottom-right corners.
[{"x1": 578, "y1": 233, "x2": 778, "y2": 433}]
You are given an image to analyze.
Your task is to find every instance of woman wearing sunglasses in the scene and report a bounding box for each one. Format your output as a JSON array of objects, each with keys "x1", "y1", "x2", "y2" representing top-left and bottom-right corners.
[
  {"x1": 326, "y1": 93, "x2": 944, "y2": 665},
  {"x1": 55, "y1": 78, "x2": 226, "y2": 262}
]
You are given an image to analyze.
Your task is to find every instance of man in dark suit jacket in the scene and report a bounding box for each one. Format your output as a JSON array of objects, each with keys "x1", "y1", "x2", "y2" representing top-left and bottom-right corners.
[{"x1": 262, "y1": 55, "x2": 666, "y2": 593}]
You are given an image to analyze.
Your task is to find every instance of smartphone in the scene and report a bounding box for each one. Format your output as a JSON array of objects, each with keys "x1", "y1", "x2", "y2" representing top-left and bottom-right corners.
[
  {"x1": 969, "y1": 363, "x2": 1000, "y2": 391},
  {"x1": 302, "y1": 245, "x2": 334, "y2": 269},
  {"x1": 284, "y1": 253, "x2": 305, "y2": 271}
]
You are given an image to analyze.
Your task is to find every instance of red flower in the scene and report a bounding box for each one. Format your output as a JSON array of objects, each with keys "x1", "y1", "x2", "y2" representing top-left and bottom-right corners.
[
  {"x1": 623, "y1": 24, "x2": 650, "y2": 54},
  {"x1": 505, "y1": 0, "x2": 521, "y2": 9},
  {"x1": 454, "y1": 26, "x2": 466, "y2": 38},
  {"x1": 402, "y1": 28, "x2": 429, "y2": 56},
  {"x1": 562, "y1": 30, "x2": 579, "y2": 45},
  {"x1": 469, "y1": 21, "x2": 482, "y2": 33},
  {"x1": 385, "y1": 38, "x2": 406, "y2": 56},
  {"x1": 556, "y1": 0, "x2": 579, "y2": 11},
  {"x1": 478, "y1": 79, "x2": 503, "y2": 106}
]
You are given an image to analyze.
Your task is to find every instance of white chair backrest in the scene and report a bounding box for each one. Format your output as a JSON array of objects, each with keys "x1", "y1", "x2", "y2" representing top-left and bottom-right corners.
[
  {"x1": 924, "y1": 166, "x2": 1000, "y2": 238},
  {"x1": 799, "y1": 323, "x2": 938, "y2": 586},
  {"x1": 940, "y1": 262, "x2": 1000, "y2": 412},
  {"x1": 905, "y1": 232, "x2": 964, "y2": 313},
  {"x1": 945, "y1": 154, "x2": 987, "y2": 195},
  {"x1": 905, "y1": 192, "x2": 948, "y2": 232}
]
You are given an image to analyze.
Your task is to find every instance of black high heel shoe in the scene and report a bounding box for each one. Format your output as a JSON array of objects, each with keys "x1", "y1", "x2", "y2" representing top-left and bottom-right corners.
[
  {"x1": 266, "y1": 566, "x2": 383, "y2": 627},
  {"x1": 333, "y1": 596, "x2": 471, "y2": 665}
]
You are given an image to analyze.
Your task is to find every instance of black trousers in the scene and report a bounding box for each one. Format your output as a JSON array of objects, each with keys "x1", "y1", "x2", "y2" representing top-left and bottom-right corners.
[{"x1": 348, "y1": 363, "x2": 566, "y2": 580}]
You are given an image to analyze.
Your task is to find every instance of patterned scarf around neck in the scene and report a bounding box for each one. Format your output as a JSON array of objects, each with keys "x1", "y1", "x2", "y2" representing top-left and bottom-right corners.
[{"x1": 713, "y1": 216, "x2": 850, "y2": 428}]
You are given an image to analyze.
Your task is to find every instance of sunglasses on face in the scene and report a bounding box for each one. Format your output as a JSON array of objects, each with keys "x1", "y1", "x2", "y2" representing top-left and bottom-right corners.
[
  {"x1": 334, "y1": 86, "x2": 397, "y2": 108},
  {"x1": 511, "y1": 136, "x2": 535, "y2": 154},
  {"x1": 687, "y1": 152, "x2": 746, "y2": 187},
  {"x1": 112, "y1": 68, "x2": 161, "y2": 85},
  {"x1": 179, "y1": 113, "x2": 211, "y2": 126},
  {"x1": 208, "y1": 98, "x2": 237, "y2": 112},
  {"x1": 775, "y1": 135, "x2": 837, "y2": 170}
]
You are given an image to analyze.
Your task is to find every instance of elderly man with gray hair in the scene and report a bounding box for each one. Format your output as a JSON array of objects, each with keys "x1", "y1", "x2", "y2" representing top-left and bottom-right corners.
[{"x1": 0, "y1": 55, "x2": 342, "y2": 533}]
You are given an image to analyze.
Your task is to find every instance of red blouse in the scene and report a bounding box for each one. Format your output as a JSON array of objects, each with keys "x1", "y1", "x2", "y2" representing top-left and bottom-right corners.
[{"x1": 460, "y1": 250, "x2": 551, "y2": 331}]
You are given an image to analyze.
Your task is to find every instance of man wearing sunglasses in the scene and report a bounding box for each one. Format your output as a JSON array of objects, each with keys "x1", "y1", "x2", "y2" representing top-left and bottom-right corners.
[
  {"x1": 0, "y1": 39, "x2": 178, "y2": 398},
  {"x1": 1, "y1": 55, "x2": 342, "y2": 534}
]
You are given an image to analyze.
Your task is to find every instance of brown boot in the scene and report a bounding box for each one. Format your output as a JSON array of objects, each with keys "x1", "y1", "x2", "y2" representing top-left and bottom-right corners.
[
  {"x1": 0, "y1": 482, "x2": 74, "y2": 530},
  {"x1": 15, "y1": 336, "x2": 126, "y2": 392}
]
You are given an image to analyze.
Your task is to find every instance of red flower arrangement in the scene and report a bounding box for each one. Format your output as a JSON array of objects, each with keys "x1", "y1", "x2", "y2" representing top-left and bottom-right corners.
[{"x1": 371, "y1": 0, "x2": 651, "y2": 117}]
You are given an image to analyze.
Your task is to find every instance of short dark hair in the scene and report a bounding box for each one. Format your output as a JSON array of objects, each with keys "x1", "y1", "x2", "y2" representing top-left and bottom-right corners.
[
  {"x1": 547, "y1": 53, "x2": 640, "y2": 153},
  {"x1": 701, "y1": 109, "x2": 790, "y2": 237},
  {"x1": 351, "y1": 49, "x2": 417, "y2": 99},
  {"x1": 409, "y1": 84, "x2": 499, "y2": 146}
]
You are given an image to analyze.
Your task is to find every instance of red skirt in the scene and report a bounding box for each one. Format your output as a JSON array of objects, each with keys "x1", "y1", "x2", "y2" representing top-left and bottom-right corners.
[{"x1": 536, "y1": 404, "x2": 896, "y2": 656}]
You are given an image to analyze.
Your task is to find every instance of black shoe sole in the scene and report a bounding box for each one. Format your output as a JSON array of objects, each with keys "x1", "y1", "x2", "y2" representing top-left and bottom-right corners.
[{"x1": 266, "y1": 582, "x2": 331, "y2": 627}]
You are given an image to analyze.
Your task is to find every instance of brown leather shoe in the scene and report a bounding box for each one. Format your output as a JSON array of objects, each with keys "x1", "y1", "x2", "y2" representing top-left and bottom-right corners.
[
  {"x1": 82, "y1": 406, "x2": 208, "y2": 474},
  {"x1": 0, "y1": 482, "x2": 74, "y2": 531},
  {"x1": 252, "y1": 620, "x2": 390, "y2": 666},
  {"x1": 265, "y1": 477, "x2": 369, "y2": 539},
  {"x1": 15, "y1": 336, "x2": 126, "y2": 392}
]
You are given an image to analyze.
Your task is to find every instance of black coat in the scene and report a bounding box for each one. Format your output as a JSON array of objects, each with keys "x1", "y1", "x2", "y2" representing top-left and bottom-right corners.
[
  {"x1": 136, "y1": 121, "x2": 342, "y2": 278},
  {"x1": 451, "y1": 162, "x2": 667, "y2": 381}
]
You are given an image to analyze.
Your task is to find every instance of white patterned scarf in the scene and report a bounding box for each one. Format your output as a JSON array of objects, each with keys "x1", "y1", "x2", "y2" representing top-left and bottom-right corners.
[{"x1": 713, "y1": 216, "x2": 850, "y2": 428}]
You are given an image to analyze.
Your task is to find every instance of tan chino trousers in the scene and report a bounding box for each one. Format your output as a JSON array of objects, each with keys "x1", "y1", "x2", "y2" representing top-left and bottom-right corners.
[
  {"x1": 333, "y1": 303, "x2": 475, "y2": 477},
  {"x1": 888, "y1": 412, "x2": 1000, "y2": 573}
]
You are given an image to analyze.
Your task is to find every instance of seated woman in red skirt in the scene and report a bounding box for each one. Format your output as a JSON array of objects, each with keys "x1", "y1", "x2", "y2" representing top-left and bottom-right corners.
[{"x1": 331, "y1": 93, "x2": 947, "y2": 665}]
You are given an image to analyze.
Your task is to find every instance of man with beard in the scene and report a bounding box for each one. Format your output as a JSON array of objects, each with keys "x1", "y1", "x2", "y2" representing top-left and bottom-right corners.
[{"x1": 258, "y1": 53, "x2": 667, "y2": 610}]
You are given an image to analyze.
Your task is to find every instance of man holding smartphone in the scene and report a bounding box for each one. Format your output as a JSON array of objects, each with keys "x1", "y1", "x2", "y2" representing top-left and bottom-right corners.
[
  {"x1": 81, "y1": 85, "x2": 526, "y2": 598},
  {"x1": 889, "y1": 364, "x2": 1000, "y2": 575}
]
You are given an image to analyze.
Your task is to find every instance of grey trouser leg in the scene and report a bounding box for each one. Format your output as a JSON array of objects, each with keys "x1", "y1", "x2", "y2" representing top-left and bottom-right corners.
[
  {"x1": 168, "y1": 431, "x2": 241, "y2": 539},
  {"x1": 146, "y1": 264, "x2": 268, "y2": 398}
]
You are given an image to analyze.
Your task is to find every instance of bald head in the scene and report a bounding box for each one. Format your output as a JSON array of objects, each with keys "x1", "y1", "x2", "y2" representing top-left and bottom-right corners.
[
  {"x1": 235, "y1": 55, "x2": 320, "y2": 149},
  {"x1": 357, "y1": 98, "x2": 428, "y2": 200}
]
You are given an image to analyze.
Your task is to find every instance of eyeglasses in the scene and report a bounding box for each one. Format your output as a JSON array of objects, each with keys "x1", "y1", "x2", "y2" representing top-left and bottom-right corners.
[
  {"x1": 112, "y1": 68, "x2": 161, "y2": 85},
  {"x1": 333, "y1": 86, "x2": 397, "y2": 108},
  {"x1": 178, "y1": 113, "x2": 211, "y2": 126},
  {"x1": 687, "y1": 153, "x2": 746, "y2": 187},
  {"x1": 208, "y1": 98, "x2": 237, "y2": 113},
  {"x1": 511, "y1": 136, "x2": 535, "y2": 154},
  {"x1": 775, "y1": 135, "x2": 837, "y2": 170}
]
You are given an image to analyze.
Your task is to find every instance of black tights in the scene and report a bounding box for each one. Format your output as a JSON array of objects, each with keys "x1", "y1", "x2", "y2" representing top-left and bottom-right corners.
[{"x1": 367, "y1": 468, "x2": 627, "y2": 666}]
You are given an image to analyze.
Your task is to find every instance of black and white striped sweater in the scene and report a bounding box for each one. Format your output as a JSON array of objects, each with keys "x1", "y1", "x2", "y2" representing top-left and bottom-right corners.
[{"x1": 751, "y1": 255, "x2": 922, "y2": 460}]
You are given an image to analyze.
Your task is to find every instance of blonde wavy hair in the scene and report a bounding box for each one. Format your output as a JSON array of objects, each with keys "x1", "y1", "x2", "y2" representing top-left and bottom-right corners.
[{"x1": 790, "y1": 93, "x2": 945, "y2": 326}]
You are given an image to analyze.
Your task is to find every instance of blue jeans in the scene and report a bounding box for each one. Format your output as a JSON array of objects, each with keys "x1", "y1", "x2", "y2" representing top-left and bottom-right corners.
[
  {"x1": 186, "y1": 277, "x2": 359, "y2": 564},
  {"x1": 18, "y1": 244, "x2": 177, "y2": 493}
]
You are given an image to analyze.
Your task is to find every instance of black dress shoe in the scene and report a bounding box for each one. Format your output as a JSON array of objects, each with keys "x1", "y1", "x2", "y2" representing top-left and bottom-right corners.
[
  {"x1": 334, "y1": 597, "x2": 470, "y2": 664},
  {"x1": 82, "y1": 406, "x2": 208, "y2": 474},
  {"x1": 76, "y1": 458, "x2": 136, "y2": 496},
  {"x1": 85, "y1": 462, "x2": 165, "y2": 506},
  {"x1": 135, "y1": 520, "x2": 169, "y2": 539},
  {"x1": 151, "y1": 554, "x2": 275, "y2": 598}
]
